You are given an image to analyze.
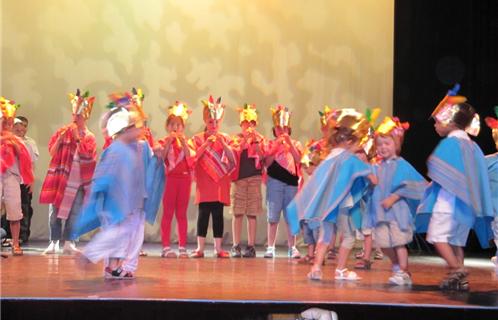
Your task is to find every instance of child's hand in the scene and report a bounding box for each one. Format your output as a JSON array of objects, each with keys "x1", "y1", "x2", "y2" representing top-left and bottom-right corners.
[
  {"x1": 381, "y1": 194, "x2": 400, "y2": 210},
  {"x1": 367, "y1": 174, "x2": 378, "y2": 186},
  {"x1": 153, "y1": 144, "x2": 165, "y2": 158}
]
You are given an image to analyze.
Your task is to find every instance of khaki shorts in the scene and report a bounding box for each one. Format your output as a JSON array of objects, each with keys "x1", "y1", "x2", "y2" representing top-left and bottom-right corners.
[
  {"x1": 231, "y1": 176, "x2": 263, "y2": 216},
  {"x1": 374, "y1": 220, "x2": 413, "y2": 248},
  {"x1": 1, "y1": 173, "x2": 23, "y2": 221}
]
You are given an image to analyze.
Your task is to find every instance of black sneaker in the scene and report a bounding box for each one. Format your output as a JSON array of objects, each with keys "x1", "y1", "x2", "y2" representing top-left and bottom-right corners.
[
  {"x1": 231, "y1": 244, "x2": 242, "y2": 258},
  {"x1": 440, "y1": 271, "x2": 469, "y2": 291},
  {"x1": 242, "y1": 245, "x2": 256, "y2": 258}
]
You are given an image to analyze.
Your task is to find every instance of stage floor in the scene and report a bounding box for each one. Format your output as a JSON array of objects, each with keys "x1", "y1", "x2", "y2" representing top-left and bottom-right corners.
[{"x1": 2, "y1": 242, "x2": 498, "y2": 311}]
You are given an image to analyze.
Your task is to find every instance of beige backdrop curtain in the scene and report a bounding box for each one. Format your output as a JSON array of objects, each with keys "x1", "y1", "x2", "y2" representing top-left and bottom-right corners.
[{"x1": 1, "y1": 0, "x2": 393, "y2": 244}]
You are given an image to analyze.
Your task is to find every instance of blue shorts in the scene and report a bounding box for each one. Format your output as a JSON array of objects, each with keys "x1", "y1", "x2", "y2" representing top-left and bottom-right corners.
[{"x1": 266, "y1": 177, "x2": 298, "y2": 224}]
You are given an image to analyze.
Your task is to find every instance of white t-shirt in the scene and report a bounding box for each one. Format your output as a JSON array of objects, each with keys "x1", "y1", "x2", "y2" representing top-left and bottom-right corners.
[{"x1": 433, "y1": 130, "x2": 470, "y2": 213}]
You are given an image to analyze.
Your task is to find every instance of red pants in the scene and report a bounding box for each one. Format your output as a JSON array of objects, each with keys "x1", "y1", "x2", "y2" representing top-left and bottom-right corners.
[{"x1": 161, "y1": 175, "x2": 191, "y2": 247}]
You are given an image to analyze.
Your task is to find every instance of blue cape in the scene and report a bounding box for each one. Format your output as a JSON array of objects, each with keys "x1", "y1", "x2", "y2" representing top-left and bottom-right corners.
[
  {"x1": 367, "y1": 157, "x2": 427, "y2": 230},
  {"x1": 72, "y1": 141, "x2": 165, "y2": 238},
  {"x1": 286, "y1": 150, "x2": 371, "y2": 235},
  {"x1": 416, "y1": 137, "x2": 494, "y2": 248}
]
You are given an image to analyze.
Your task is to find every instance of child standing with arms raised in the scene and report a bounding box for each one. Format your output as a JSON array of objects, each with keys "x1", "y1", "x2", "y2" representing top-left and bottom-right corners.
[
  {"x1": 159, "y1": 102, "x2": 194, "y2": 258},
  {"x1": 190, "y1": 96, "x2": 236, "y2": 258}
]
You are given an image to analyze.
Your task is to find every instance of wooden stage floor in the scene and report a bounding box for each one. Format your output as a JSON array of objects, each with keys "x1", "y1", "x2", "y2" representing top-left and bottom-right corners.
[{"x1": 1, "y1": 243, "x2": 498, "y2": 319}]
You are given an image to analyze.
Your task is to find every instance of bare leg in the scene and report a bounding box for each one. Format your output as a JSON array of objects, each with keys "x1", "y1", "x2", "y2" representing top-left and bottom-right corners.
[
  {"x1": 310, "y1": 242, "x2": 328, "y2": 272},
  {"x1": 232, "y1": 215, "x2": 243, "y2": 246},
  {"x1": 214, "y1": 237, "x2": 223, "y2": 252},
  {"x1": 247, "y1": 216, "x2": 257, "y2": 246},
  {"x1": 285, "y1": 222, "x2": 296, "y2": 248},
  {"x1": 434, "y1": 242, "x2": 461, "y2": 270},
  {"x1": 382, "y1": 247, "x2": 399, "y2": 266},
  {"x1": 10, "y1": 220, "x2": 21, "y2": 248},
  {"x1": 196, "y1": 236, "x2": 206, "y2": 252},
  {"x1": 267, "y1": 222, "x2": 278, "y2": 247},
  {"x1": 307, "y1": 244, "x2": 316, "y2": 257},
  {"x1": 336, "y1": 246, "x2": 352, "y2": 270},
  {"x1": 363, "y1": 234, "x2": 373, "y2": 261},
  {"x1": 451, "y1": 245, "x2": 465, "y2": 267},
  {"x1": 395, "y1": 246, "x2": 409, "y2": 271}
]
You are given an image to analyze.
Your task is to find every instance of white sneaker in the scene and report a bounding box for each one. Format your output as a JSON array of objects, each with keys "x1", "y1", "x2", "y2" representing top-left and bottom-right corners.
[
  {"x1": 43, "y1": 240, "x2": 59, "y2": 254},
  {"x1": 62, "y1": 241, "x2": 80, "y2": 255},
  {"x1": 335, "y1": 268, "x2": 361, "y2": 281},
  {"x1": 388, "y1": 271, "x2": 413, "y2": 286},
  {"x1": 264, "y1": 246, "x2": 275, "y2": 258},
  {"x1": 288, "y1": 246, "x2": 301, "y2": 259}
]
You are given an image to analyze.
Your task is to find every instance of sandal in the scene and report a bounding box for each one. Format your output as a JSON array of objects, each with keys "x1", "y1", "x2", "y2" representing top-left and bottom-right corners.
[
  {"x1": 440, "y1": 270, "x2": 469, "y2": 291},
  {"x1": 355, "y1": 250, "x2": 365, "y2": 260},
  {"x1": 215, "y1": 250, "x2": 230, "y2": 258},
  {"x1": 354, "y1": 259, "x2": 372, "y2": 270},
  {"x1": 335, "y1": 268, "x2": 361, "y2": 281},
  {"x1": 327, "y1": 249, "x2": 337, "y2": 260},
  {"x1": 178, "y1": 247, "x2": 189, "y2": 259},
  {"x1": 11, "y1": 245, "x2": 23, "y2": 256},
  {"x1": 298, "y1": 255, "x2": 315, "y2": 265},
  {"x1": 374, "y1": 250, "x2": 384, "y2": 260},
  {"x1": 190, "y1": 250, "x2": 204, "y2": 258},
  {"x1": 139, "y1": 250, "x2": 148, "y2": 257},
  {"x1": 161, "y1": 247, "x2": 178, "y2": 258},
  {"x1": 307, "y1": 269, "x2": 323, "y2": 281}
]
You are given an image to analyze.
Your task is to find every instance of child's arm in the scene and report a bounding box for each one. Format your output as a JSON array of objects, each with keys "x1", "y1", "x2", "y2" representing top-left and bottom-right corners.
[{"x1": 381, "y1": 194, "x2": 400, "y2": 210}]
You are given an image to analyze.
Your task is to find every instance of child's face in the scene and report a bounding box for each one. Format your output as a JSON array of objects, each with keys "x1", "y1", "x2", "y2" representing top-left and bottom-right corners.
[
  {"x1": 434, "y1": 120, "x2": 455, "y2": 137},
  {"x1": 205, "y1": 118, "x2": 220, "y2": 133},
  {"x1": 2, "y1": 118, "x2": 13, "y2": 132},
  {"x1": 167, "y1": 117, "x2": 184, "y2": 134},
  {"x1": 274, "y1": 126, "x2": 289, "y2": 137},
  {"x1": 240, "y1": 120, "x2": 256, "y2": 133},
  {"x1": 72, "y1": 114, "x2": 85, "y2": 127},
  {"x1": 375, "y1": 135, "x2": 396, "y2": 160},
  {"x1": 120, "y1": 125, "x2": 141, "y2": 143}
]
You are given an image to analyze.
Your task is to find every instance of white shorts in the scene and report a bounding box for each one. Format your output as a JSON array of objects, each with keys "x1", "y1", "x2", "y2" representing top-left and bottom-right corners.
[
  {"x1": 0, "y1": 173, "x2": 23, "y2": 221},
  {"x1": 426, "y1": 211, "x2": 470, "y2": 247}
]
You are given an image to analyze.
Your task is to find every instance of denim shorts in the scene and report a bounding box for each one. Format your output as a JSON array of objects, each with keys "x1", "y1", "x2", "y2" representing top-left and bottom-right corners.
[{"x1": 266, "y1": 177, "x2": 298, "y2": 224}]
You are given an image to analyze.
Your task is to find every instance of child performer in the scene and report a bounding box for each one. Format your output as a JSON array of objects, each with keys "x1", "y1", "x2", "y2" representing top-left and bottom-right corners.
[
  {"x1": 287, "y1": 108, "x2": 374, "y2": 281},
  {"x1": 484, "y1": 108, "x2": 498, "y2": 270},
  {"x1": 74, "y1": 104, "x2": 164, "y2": 279},
  {"x1": 190, "y1": 96, "x2": 236, "y2": 258},
  {"x1": 299, "y1": 106, "x2": 334, "y2": 264},
  {"x1": 39, "y1": 90, "x2": 97, "y2": 255},
  {"x1": 416, "y1": 85, "x2": 494, "y2": 291},
  {"x1": 158, "y1": 101, "x2": 194, "y2": 258},
  {"x1": 369, "y1": 117, "x2": 427, "y2": 285},
  {"x1": 106, "y1": 88, "x2": 155, "y2": 258},
  {"x1": 0, "y1": 97, "x2": 34, "y2": 255},
  {"x1": 264, "y1": 105, "x2": 303, "y2": 259},
  {"x1": 230, "y1": 104, "x2": 266, "y2": 258},
  {"x1": 351, "y1": 111, "x2": 380, "y2": 270},
  {"x1": 103, "y1": 88, "x2": 154, "y2": 149}
]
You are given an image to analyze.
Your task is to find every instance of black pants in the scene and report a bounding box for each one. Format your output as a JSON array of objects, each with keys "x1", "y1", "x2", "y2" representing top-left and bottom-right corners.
[
  {"x1": 0, "y1": 184, "x2": 33, "y2": 242},
  {"x1": 197, "y1": 202, "x2": 224, "y2": 238}
]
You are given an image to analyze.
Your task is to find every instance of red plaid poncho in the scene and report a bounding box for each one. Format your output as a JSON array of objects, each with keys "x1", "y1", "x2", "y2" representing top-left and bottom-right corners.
[{"x1": 39, "y1": 125, "x2": 97, "y2": 210}]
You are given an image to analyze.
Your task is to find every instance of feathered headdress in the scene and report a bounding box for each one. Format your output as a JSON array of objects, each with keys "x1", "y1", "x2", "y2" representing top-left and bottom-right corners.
[
  {"x1": 431, "y1": 84, "x2": 480, "y2": 136},
  {"x1": 485, "y1": 106, "x2": 498, "y2": 148},
  {"x1": 333, "y1": 108, "x2": 370, "y2": 142},
  {"x1": 271, "y1": 104, "x2": 291, "y2": 127},
  {"x1": 238, "y1": 103, "x2": 258, "y2": 124},
  {"x1": 69, "y1": 89, "x2": 95, "y2": 119},
  {"x1": 107, "y1": 90, "x2": 147, "y2": 128},
  {"x1": 0, "y1": 96, "x2": 20, "y2": 119},
  {"x1": 201, "y1": 95, "x2": 225, "y2": 121},
  {"x1": 319, "y1": 105, "x2": 336, "y2": 128},
  {"x1": 168, "y1": 101, "x2": 191, "y2": 121}
]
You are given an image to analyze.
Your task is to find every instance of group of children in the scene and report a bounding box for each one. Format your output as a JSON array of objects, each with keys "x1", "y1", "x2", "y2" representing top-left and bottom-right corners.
[{"x1": 1, "y1": 84, "x2": 497, "y2": 290}]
